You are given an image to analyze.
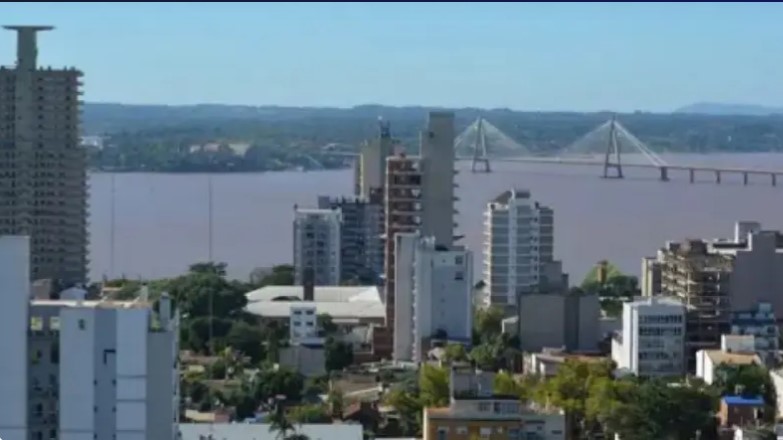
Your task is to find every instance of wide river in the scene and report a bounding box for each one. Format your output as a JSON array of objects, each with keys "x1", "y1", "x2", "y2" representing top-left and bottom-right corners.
[{"x1": 88, "y1": 153, "x2": 783, "y2": 284}]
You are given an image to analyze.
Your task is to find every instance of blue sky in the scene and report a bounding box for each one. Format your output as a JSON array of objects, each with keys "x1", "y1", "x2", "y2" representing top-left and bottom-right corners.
[{"x1": 2, "y1": 2, "x2": 782, "y2": 111}]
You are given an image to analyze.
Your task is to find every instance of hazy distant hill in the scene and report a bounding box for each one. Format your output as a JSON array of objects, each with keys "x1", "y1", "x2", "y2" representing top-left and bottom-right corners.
[
  {"x1": 82, "y1": 103, "x2": 783, "y2": 156},
  {"x1": 676, "y1": 102, "x2": 783, "y2": 116}
]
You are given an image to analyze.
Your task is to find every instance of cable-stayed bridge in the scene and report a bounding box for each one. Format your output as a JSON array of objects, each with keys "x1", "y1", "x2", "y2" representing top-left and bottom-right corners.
[{"x1": 454, "y1": 116, "x2": 783, "y2": 186}]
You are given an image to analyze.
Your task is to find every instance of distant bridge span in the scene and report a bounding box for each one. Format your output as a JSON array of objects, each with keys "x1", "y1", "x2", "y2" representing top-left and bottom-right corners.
[{"x1": 325, "y1": 117, "x2": 783, "y2": 187}]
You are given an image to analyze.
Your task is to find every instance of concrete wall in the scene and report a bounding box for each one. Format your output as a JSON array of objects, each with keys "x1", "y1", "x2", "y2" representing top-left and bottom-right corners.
[
  {"x1": 0, "y1": 236, "x2": 30, "y2": 440},
  {"x1": 517, "y1": 293, "x2": 600, "y2": 353},
  {"x1": 279, "y1": 345, "x2": 326, "y2": 377},
  {"x1": 728, "y1": 232, "x2": 783, "y2": 314},
  {"x1": 419, "y1": 112, "x2": 455, "y2": 247},
  {"x1": 60, "y1": 307, "x2": 97, "y2": 440},
  {"x1": 393, "y1": 233, "x2": 417, "y2": 362}
]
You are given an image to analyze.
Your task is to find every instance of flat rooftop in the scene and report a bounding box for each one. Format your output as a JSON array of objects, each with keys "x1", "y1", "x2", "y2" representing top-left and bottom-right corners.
[{"x1": 245, "y1": 285, "x2": 384, "y2": 321}]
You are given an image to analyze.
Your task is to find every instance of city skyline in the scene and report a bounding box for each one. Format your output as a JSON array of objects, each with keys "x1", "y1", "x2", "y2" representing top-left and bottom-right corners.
[{"x1": 3, "y1": 2, "x2": 783, "y2": 112}]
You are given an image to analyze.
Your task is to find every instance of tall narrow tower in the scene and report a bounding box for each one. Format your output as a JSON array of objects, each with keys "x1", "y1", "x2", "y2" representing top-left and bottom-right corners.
[{"x1": 0, "y1": 26, "x2": 88, "y2": 285}]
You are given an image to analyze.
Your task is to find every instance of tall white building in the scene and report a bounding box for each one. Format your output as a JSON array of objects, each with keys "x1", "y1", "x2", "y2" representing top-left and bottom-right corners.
[
  {"x1": 611, "y1": 297, "x2": 685, "y2": 377},
  {"x1": 393, "y1": 233, "x2": 473, "y2": 362},
  {"x1": 0, "y1": 236, "x2": 31, "y2": 440},
  {"x1": 483, "y1": 189, "x2": 556, "y2": 308},
  {"x1": 0, "y1": 236, "x2": 180, "y2": 440},
  {"x1": 293, "y1": 207, "x2": 342, "y2": 286}
]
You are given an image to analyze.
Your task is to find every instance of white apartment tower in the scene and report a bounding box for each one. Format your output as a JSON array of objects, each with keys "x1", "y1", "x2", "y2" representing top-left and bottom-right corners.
[
  {"x1": 0, "y1": 236, "x2": 180, "y2": 440},
  {"x1": 0, "y1": 26, "x2": 88, "y2": 285},
  {"x1": 293, "y1": 207, "x2": 342, "y2": 286},
  {"x1": 611, "y1": 297, "x2": 686, "y2": 377},
  {"x1": 483, "y1": 189, "x2": 555, "y2": 307},
  {"x1": 393, "y1": 233, "x2": 473, "y2": 362}
]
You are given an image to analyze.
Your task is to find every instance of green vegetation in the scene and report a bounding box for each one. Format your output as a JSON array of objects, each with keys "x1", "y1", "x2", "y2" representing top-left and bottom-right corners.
[
  {"x1": 580, "y1": 260, "x2": 640, "y2": 318},
  {"x1": 85, "y1": 103, "x2": 783, "y2": 173}
]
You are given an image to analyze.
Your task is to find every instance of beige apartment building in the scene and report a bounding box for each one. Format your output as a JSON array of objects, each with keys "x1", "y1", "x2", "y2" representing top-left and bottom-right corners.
[
  {"x1": 0, "y1": 26, "x2": 87, "y2": 285},
  {"x1": 642, "y1": 221, "x2": 783, "y2": 371}
]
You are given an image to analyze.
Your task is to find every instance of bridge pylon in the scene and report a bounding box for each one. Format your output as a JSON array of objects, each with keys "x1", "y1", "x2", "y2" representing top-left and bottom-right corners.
[
  {"x1": 603, "y1": 116, "x2": 623, "y2": 179},
  {"x1": 471, "y1": 117, "x2": 491, "y2": 173}
]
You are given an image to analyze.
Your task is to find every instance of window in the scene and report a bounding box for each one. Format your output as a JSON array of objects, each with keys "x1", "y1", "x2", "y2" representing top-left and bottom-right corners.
[
  {"x1": 455, "y1": 256, "x2": 463, "y2": 265},
  {"x1": 456, "y1": 427, "x2": 468, "y2": 435},
  {"x1": 455, "y1": 271, "x2": 464, "y2": 281},
  {"x1": 437, "y1": 427, "x2": 449, "y2": 440},
  {"x1": 78, "y1": 319, "x2": 86, "y2": 330},
  {"x1": 480, "y1": 427, "x2": 492, "y2": 438}
]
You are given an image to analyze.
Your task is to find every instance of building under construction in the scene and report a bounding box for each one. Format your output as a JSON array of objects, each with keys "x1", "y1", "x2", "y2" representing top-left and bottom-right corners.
[
  {"x1": 0, "y1": 26, "x2": 88, "y2": 285},
  {"x1": 646, "y1": 239, "x2": 733, "y2": 371}
]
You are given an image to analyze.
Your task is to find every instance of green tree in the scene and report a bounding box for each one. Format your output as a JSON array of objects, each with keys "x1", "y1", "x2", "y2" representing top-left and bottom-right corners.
[
  {"x1": 385, "y1": 388, "x2": 423, "y2": 437},
  {"x1": 493, "y1": 371, "x2": 525, "y2": 398},
  {"x1": 419, "y1": 364, "x2": 449, "y2": 406},
  {"x1": 443, "y1": 343, "x2": 468, "y2": 363},
  {"x1": 714, "y1": 363, "x2": 776, "y2": 422},
  {"x1": 325, "y1": 337, "x2": 353, "y2": 372},
  {"x1": 166, "y1": 262, "x2": 248, "y2": 319},
  {"x1": 474, "y1": 306, "x2": 505, "y2": 342},
  {"x1": 538, "y1": 359, "x2": 614, "y2": 438},
  {"x1": 317, "y1": 314, "x2": 338, "y2": 336},
  {"x1": 289, "y1": 404, "x2": 332, "y2": 423},
  {"x1": 255, "y1": 367, "x2": 305, "y2": 403},
  {"x1": 225, "y1": 321, "x2": 265, "y2": 363}
]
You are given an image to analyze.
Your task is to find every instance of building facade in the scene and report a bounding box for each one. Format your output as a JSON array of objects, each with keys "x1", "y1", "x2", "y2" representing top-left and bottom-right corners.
[
  {"x1": 0, "y1": 235, "x2": 180, "y2": 440},
  {"x1": 293, "y1": 207, "x2": 342, "y2": 286},
  {"x1": 317, "y1": 195, "x2": 384, "y2": 285},
  {"x1": 289, "y1": 304, "x2": 320, "y2": 345},
  {"x1": 611, "y1": 297, "x2": 686, "y2": 377},
  {"x1": 0, "y1": 26, "x2": 88, "y2": 285},
  {"x1": 356, "y1": 120, "x2": 394, "y2": 199},
  {"x1": 422, "y1": 368, "x2": 566, "y2": 440},
  {"x1": 483, "y1": 189, "x2": 558, "y2": 308},
  {"x1": 393, "y1": 233, "x2": 473, "y2": 362},
  {"x1": 730, "y1": 302, "x2": 779, "y2": 366},
  {"x1": 642, "y1": 221, "x2": 783, "y2": 369},
  {"x1": 503, "y1": 291, "x2": 600, "y2": 353}
]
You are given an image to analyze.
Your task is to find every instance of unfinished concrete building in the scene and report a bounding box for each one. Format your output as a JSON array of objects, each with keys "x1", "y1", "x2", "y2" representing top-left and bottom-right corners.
[
  {"x1": 0, "y1": 26, "x2": 88, "y2": 285},
  {"x1": 647, "y1": 239, "x2": 733, "y2": 371},
  {"x1": 644, "y1": 222, "x2": 783, "y2": 371}
]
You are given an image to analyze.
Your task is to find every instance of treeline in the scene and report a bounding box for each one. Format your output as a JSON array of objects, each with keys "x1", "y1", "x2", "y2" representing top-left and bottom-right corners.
[{"x1": 84, "y1": 104, "x2": 783, "y2": 172}]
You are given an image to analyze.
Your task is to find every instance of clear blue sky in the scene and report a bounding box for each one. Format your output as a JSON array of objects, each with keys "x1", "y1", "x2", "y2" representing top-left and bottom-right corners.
[{"x1": 2, "y1": 2, "x2": 782, "y2": 111}]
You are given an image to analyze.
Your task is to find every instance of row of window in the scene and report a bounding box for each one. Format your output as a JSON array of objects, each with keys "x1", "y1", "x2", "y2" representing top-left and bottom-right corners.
[{"x1": 640, "y1": 315, "x2": 683, "y2": 324}]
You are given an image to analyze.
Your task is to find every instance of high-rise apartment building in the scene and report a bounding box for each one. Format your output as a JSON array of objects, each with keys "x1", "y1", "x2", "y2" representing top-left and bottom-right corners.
[
  {"x1": 393, "y1": 233, "x2": 473, "y2": 362},
  {"x1": 355, "y1": 120, "x2": 394, "y2": 199},
  {"x1": 317, "y1": 194, "x2": 384, "y2": 285},
  {"x1": 0, "y1": 237, "x2": 180, "y2": 440},
  {"x1": 376, "y1": 112, "x2": 458, "y2": 357},
  {"x1": 0, "y1": 26, "x2": 88, "y2": 285},
  {"x1": 293, "y1": 207, "x2": 342, "y2": 286},
  {"x1": 483, "y1": 189, "x2": 558, "y2": 308}
]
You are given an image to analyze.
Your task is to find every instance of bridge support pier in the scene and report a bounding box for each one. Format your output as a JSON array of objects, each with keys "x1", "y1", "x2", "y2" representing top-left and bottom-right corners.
[
  {"x1": 659, "y1": 166, "x2": 669, "y2": 182},
  {"x1": 743, "y1": 172, "x2": 749, "y2": 186},
  {"x1": 689, "y1": 168, "x2": 695, "y2": 183},
  {"x1": 471, "y1": 157, "x2": 491, "y2": 173},
  {"x1": 773, "y1": 174, "x2": 778, "y2": 187},
  {"x1": 715, "y1": 170, "x2": 722, "y2": 184}
]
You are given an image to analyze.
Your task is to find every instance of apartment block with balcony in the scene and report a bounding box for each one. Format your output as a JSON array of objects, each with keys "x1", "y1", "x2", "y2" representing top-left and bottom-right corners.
[
  {"x1": 393, "y1": 233, "x2": 473, "y2": 362},
  {"x1": 641, "y1": 221, "x2": 783, "y2": 370},
  {"x1": 611, "y1": 297, "x2": 686, "y2": 377},
  {"x1": 483, "y1": 189, "x2": 559, "y2": 310},
  {"x1": 317, "y1": 194, "x2": 384, "y2": 285},
  {"x1": 293, "y1": 207, "x2": 342, "y2": 286},
  {"x1": 0, "y1": 26, "x2": 88, "y2": 285},
  {"x1": 423, "y1": 368, "x2": 566, "y2": 440},
  {"x1": 730, "y1": 302, "x2": 779, "y2": 366}
]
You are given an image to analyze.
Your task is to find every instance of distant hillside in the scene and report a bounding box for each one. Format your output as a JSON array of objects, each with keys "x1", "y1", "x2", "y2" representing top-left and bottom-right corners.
[
  {"x1": 83, "y1": 103, "x2": 783, "y2": 157},
  {"x1": 676, "y1": 102, "x2": 783, "y2": 116}
]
